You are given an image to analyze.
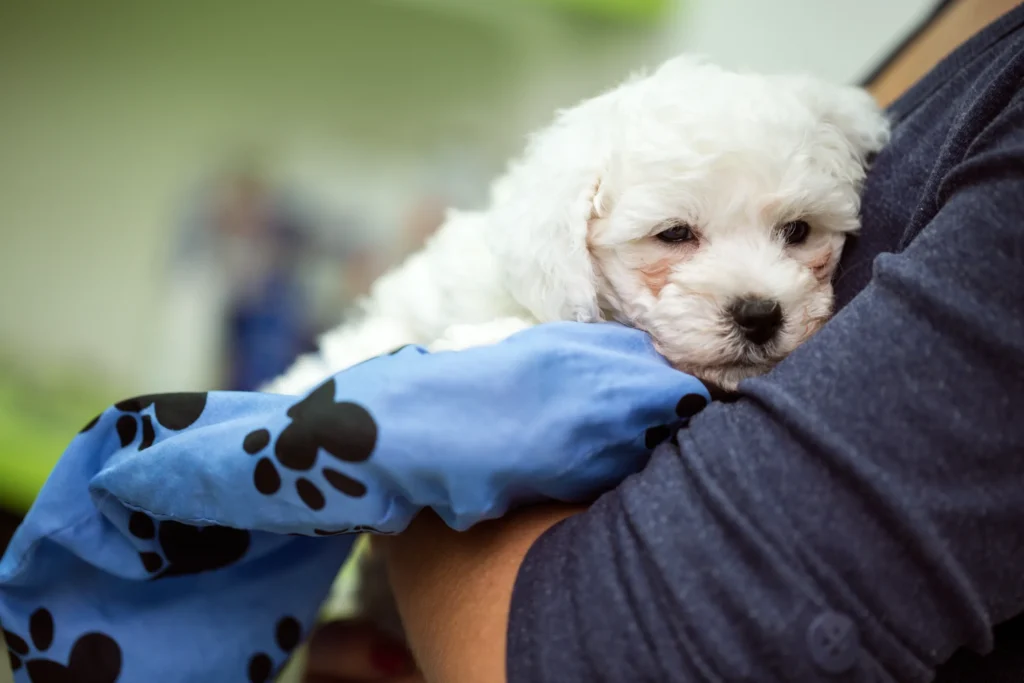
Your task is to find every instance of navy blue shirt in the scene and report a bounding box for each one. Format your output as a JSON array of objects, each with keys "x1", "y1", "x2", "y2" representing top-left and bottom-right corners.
[{"x1": 508, "y1": 6, "x2": 1024, "y2": 682}]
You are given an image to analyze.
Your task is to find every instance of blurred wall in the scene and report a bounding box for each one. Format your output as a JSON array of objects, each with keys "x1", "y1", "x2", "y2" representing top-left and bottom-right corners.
[
  {"x1": 0, "y1": 0, "x2": 934, "y2": 393},
  {"x1": 662, "y1": 0, "x2": 935, "y2": 83}
]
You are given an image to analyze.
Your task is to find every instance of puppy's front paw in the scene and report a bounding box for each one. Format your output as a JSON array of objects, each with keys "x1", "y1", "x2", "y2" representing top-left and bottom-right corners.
[{"x1": 429, "y1": 317, "x2": 535, "y2": 352}]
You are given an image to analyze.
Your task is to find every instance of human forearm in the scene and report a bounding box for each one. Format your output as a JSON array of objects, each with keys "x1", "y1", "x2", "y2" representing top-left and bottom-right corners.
[{"x1": 379, "y1": 505, "x2": 583, "y2": 683}]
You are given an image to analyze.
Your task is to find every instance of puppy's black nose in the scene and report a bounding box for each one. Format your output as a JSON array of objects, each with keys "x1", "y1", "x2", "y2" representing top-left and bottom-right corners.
[{"x1": 729, "y1": 297, "x2": 783, "y2": 345}]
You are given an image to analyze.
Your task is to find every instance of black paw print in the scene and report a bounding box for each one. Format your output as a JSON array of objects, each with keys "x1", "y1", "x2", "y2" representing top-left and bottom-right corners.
[
  {"x1": 127, "y1": 511, "x2": 250, "y2": 579},
  {"x1": 247, "y1": 616, "x2": 302, "y2": 683},
  {"x1": 79, "y1": 414, "x2": 101, "y2": 433},
  {"x1": 244, "y1": 378, "x2": 375, "y2": 511},
  {"x1": 644, "y1": 392, "x2": 709, "y2": 449},
  {"x1": 4, "y1": 607, "x2": 121, "y2": 683},
  {"x1": 109, "y1": 392, "x2": 209, "y2": 451}
]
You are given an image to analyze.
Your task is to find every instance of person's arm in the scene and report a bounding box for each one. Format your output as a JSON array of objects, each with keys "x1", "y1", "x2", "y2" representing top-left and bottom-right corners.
[
  {"x1": 380, "y1": 505, "x2": 581, "y2": 683},
  {"x1": 382, "y1": 92, "x2": 1024, "y2": 683}
]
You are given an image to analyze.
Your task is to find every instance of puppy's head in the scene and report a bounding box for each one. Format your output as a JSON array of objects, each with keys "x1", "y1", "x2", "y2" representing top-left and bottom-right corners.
[{"x1": 487, "y1": 56, "x2": 889, "y2": 389}]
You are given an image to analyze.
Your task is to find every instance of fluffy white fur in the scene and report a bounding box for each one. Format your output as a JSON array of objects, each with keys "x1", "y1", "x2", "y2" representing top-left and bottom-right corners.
[
  {"x1": 264, "y1": 55, "x2": 890, "y2": 633},
  {"x1": 265, "y1": 55, "x2": 889, "y2": 398}
]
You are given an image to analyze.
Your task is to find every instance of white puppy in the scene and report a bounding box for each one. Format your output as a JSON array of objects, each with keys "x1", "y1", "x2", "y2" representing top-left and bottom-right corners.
[
  {"x1": 265, "y1": 55, "x2": 889, "y2": 630},
  {"x1": 267, "y1": 55, "x2": 888, "y2": 398}
]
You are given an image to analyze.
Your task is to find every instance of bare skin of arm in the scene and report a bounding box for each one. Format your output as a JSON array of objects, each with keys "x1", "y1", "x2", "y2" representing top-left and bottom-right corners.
[{"x1": 377, "y1": 506, "x2": 582, "y2": 683}]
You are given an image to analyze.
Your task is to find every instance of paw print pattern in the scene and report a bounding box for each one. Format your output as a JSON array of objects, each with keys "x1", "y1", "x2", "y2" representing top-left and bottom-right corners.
[
  {"x1": 244, "y1": 378, "x2": 375, "y2": 511},
  {"x1": 247, "y1": 616, "x2": 302, "y2": 683},
  {"x1": 675, "y1": 393, "x2": 709, "y2": 418},
  {"x1": 127, "y1": 511, "x2": 250, "y2": 579},
  {"x1": 79, "y1": 414, "x2": 101, "y2": 433},
  {"x1": 111, "y1": 392, "x2": 209, "y2": 451},
  {"x1": 644, "y1": 392, "x2": 709, "y2": 449},
  {"x1": 3, "y1": 607, "x2": 121, "y2": 683},
  {"x1": 644, "y1": 424, "x2": 674, "y2": 449}
]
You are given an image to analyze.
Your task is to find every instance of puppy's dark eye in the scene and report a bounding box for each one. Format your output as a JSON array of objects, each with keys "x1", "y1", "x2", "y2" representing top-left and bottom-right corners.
[
  {"x1": 655, "y1": 223, "x2": 697, "y2": 244},
  {"x1": 780, "y1": 220, "x2": 811, "y2": 245}
]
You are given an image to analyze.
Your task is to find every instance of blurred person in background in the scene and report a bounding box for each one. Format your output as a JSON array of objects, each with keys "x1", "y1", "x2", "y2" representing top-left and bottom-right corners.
[
  {"x1": 158, "y1": 165, "x2": 376, "y2": 392},
  {"x1": 210, "y1": 169, "x2": 317, "y2": 391}
]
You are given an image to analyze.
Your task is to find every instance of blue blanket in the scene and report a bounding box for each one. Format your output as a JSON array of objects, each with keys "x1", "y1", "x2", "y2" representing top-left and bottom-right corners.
[{"x1": 0, "y1": 322, "x2": 709, "y2": 682}]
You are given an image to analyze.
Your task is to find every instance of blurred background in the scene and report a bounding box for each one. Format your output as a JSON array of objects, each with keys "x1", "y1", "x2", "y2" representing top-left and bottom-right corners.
[{"x1": 0, "y1": 0, "x2": 937, "y2": 531}]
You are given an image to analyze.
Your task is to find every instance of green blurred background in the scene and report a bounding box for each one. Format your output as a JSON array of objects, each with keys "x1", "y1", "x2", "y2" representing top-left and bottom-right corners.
[{"x1": 0, "y1": 0, "x2": 934, "y2": 525}]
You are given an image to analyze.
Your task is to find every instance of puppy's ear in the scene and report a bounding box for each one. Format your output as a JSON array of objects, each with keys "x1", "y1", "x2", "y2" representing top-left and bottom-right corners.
[
  {"x1": 807, "y1": 82, "x2": 891, "y2": 163},
  {"x1": 485, "y1": 97, "x2": 616, "y2": 323}
]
